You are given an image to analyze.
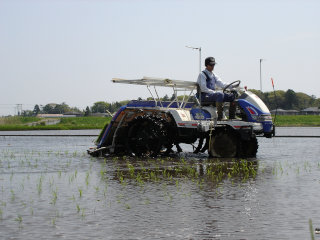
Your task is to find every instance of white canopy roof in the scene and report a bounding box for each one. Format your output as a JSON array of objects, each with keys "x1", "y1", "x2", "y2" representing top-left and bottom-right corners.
[{"x1": 111, "y1": 77, "x2": 197, "y2": 90}]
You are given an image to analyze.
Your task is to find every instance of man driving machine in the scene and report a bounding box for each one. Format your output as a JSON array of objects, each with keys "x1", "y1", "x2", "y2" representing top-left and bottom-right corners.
[{"x1": 197, "y1": 57, "x2": 238, "y2": 120}]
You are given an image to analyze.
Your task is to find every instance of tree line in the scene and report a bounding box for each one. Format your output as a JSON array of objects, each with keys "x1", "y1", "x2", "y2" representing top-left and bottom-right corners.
[
  {"x1": 249, "y1": 89, "x2": 319, "y2": 110},
  {"x1": 21, "y1": 89, "x2": 319, "y2": 116},
  {"x1": 21, "y1": 101, "x2": 130, "y2": 116}
]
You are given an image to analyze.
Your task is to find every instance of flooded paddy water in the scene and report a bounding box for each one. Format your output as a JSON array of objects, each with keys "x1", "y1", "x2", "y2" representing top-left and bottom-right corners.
[{"x1": 0, "y1": 128, "x2": 320, "y2": 239}]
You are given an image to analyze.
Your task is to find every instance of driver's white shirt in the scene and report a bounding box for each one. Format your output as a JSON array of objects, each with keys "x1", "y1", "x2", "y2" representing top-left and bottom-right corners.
[{"x1": 197, "y1": 69, "x2": 228, "y2": 94}]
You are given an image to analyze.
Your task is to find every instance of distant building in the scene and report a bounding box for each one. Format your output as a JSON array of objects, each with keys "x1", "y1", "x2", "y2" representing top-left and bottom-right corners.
[
  {"x1": 270, "y1": 109, "x2": 299, "y2": 115},
  {"x1": 270, "y1": 107, "x2": 320, "y2": 115},
  {"x1": 63, "y1": 112, "x2": 83, "y2": 117},
  {"x1": 90, "y1": 113, "x2": 109, "y2": 117},
  {"x1": 37, "y1": 114, "x2": 64, "y2": 118},
  {"x1": 301, "y1": 107, "x2": 320, "y2": 115}
]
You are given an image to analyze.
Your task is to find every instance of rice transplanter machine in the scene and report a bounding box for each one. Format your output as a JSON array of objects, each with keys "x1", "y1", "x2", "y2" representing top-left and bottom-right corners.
[{"x1": 88, "y1": 77, "x2": 275, "y2": 158}]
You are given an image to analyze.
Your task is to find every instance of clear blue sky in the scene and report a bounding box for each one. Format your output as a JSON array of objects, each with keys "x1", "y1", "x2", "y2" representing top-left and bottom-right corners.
[{"x1": 1, "y1": 0, "x2": 319, "y2": 115}]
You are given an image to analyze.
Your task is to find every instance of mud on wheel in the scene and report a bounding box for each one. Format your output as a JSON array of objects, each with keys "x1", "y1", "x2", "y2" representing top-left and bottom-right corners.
[{"x1": 126, "y1": 115, "x2": 173, "y2": 157}]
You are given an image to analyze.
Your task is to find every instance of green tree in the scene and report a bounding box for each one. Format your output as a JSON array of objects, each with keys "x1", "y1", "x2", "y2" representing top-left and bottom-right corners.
[
  {"x1": 91, "y1": 101, "x2": 109, "y2": 113},
  {"x1": 22, "y1": 110, "x2": 33, "y2": 116},
  {"x1": 33, "y1": 104, "x2": 40, "y2": 115},
  {"x1": 42, "y1": 104, "x2": 54, "y2": 114},
  {"x1": 54, "y1": 102, "x2": 70, "y2": 114},
  {"x1": 162, "y1": 94, "x2": 169, "y2": 101},
  {"x1": 84, "y1": 106, "x2": 91, "y2": 116},
  {"x1": 284, "y1": 89, "x2": 298, "y2": 109}
]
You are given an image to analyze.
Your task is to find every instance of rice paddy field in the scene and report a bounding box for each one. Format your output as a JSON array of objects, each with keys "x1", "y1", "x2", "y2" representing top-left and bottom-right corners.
[{"x1": 0, "y1": 128, "x2": 320, "y2": 239}]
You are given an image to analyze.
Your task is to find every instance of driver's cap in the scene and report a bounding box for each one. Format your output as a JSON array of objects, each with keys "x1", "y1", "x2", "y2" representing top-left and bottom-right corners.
[{"x1": 205, "y1": 57, "x2": 216, "y2": 66}]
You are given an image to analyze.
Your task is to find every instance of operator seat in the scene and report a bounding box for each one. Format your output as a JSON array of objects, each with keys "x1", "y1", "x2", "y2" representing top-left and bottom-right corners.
[{"x1": 196, "y1": 84, "x2": 216, "y2": 107}]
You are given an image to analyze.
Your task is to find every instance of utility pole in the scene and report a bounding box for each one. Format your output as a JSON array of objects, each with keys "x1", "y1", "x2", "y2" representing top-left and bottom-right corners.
[
  {"x1": 259, "y1": 59, "x2": 263, "y2": 92},
  {"x1": 16, "y1": 104, "x2": 22, "y2": 116},
  {"x1": 186, "y1": 46, "x2": 202, "y2": 73}
]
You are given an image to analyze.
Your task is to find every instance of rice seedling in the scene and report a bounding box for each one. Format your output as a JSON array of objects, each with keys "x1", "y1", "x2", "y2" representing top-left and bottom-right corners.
[
  {"x1": 52, "y1": 217, "x2": 56, "y2": 226},
  {"x1": 78, "y1": 188, "x2": 83, "y2": 198},
  {"x1": 103, "y1": 187, "x2": 108, "y2": 198},
  {"x1": 51, "y1": 188, "x2": 58, "y2": 205},
  {"x1": 116, "y1": 194, "x2": 123, "y2": 204},
  {"x1": 175, "y1": 179, "x2": 180, "y2": 190},
  {"x1": 65, "y1": 159, "x2": 71, "y2": 168},
  {"x1": 85, "y1": 172, "x2": 90, "y2": 187},
  {"x1": 125, "y1": 203, "x2": 131, "y2": 209},
  {"x1": 20, "y1": 201, "x2": 27, "y2": 209},
  {"x1": 69, "y1": 195, "x2": 76, "y2": 202},
  {"x1": 15, "y1": 215, "x2": 23, "y2": 227},
  {"x1": 127, "y1": 162, "x2": 135, "y2": 178},
  {"x1": 10, "y1": 190, "x2": 15, "y2": 202},
  {"x1": 81, "y1": 208, "x2": 85, "y2": 218},
  {"x1": 100, "y1": 169, "x2": 105, "y2": 179},
  {"x1": 49, "y1": 177, "x2": 55, "y2": 189},
  {"x1": 37, "y1": 175, "x2": 43, "y2": 195},
  {"x1": 76, "y1": 204, "x2": 80, "y2": 213}
]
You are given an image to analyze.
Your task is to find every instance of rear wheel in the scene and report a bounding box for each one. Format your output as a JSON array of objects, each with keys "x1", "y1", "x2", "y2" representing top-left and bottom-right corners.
[{"x1": 126, "y1": 115, "x2": 172, "y2": 157}]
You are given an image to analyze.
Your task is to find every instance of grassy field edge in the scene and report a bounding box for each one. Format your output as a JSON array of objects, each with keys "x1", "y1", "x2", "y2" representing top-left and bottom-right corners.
[
  {"x1": 0, "y1": 115, "x2": 319, "y2": 131},
  {"x1": 0, "y1": 116, "x2": 111, "y2": 131}
]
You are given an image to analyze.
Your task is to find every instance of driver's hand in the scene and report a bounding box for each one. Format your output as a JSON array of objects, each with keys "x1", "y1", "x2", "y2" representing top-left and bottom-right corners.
[{"x1": 231, "y1": 90, "x2": 238, "y2": 98}]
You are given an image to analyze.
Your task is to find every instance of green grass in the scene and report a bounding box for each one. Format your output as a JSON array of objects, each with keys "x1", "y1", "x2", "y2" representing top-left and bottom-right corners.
[
  {"x1": 0, "y1": 116, "x2": 40, "y2": 125},
  {"x1": 274, "y1": 115, "x2": 320, "y2": 127},
  {"x1": 0, "y1": 116, "x2": 111, "y2": 131},
  {"x1": 58, "y1": 117, "x2": 110, "y2": 129},
  {"x1": 0, "y1": 115, "x2": 319, "y2": 131}
]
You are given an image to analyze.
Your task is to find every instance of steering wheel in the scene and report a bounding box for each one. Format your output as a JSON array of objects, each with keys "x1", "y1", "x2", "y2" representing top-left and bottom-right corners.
[{"x1": 223, "y1": 80, "x2": 241, "y2": 93}]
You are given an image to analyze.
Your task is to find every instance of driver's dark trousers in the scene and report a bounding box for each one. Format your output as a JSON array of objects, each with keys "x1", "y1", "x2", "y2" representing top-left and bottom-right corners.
[
  {"x1": 201, "y1": 92, "x2": 236, "y2": 120},
  {"x1": 200, "y1": 91, "x2": 235, "y2": 103}
]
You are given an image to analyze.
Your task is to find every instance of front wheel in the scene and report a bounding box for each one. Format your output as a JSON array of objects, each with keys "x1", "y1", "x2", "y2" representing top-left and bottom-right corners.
[
  {"x1": 209, "y1": 129, "x2": 239, "y2": 158},
  {"x1": 239, "y1": 136, "x2": 258, "y2": 158}
]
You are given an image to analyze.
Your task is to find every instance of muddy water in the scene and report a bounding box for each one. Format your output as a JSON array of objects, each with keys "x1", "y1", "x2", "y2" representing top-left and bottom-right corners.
[{"x1": 0, "y1": 128, "x2": 320, "y2": 239}]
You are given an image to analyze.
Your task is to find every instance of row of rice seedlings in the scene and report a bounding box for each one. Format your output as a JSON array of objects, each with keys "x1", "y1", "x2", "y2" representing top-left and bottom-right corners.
[
  {"x1": 0, "y1": 149, "x2": 107, "y2": 226},
  {"x1": 269, "y1": 160, "x2": 318, "y2": 178},
  {"x1": 0, "y1": 149, "x2": 86, "y2": 162},
  {"x1": 108, "y1": 157, "x2": 260, "y2": 199}
]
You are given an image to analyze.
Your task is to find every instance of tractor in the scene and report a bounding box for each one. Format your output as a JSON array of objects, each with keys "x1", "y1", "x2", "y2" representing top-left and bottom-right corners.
[{"x1": 88, "y1": 77, "x2": 274, "y2": 158}]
